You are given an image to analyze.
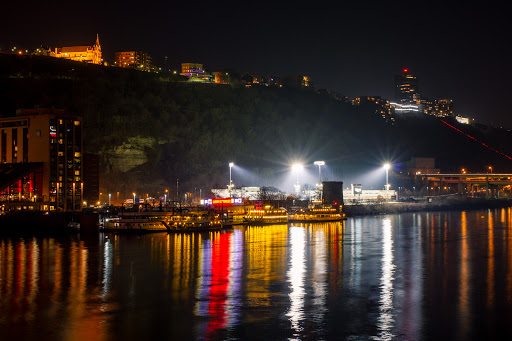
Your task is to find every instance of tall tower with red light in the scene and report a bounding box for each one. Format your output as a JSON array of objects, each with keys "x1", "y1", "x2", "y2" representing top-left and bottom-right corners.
[{"x1": 395, "y1": 68, "x2": 420, "y2": 104}]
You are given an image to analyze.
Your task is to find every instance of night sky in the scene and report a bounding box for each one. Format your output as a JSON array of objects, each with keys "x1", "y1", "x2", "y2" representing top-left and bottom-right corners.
[{"x1": 2, "y1": 2, "x2": 510, "y2": 128}]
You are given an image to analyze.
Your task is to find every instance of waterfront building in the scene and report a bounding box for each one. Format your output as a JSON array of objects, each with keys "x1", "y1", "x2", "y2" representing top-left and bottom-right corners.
[
  {"x1": 0, "y1": 109, "x2": 84, "y2": 211},
  {"x1": 115, "y1": 51, "x2": 154, "y2": 72},
  {"x1": 406, "y1": 157, "x2": 440, "y2": 176},
  {"x1": 395, "y1": 69, "x2": 420, "y2": 104},
  {"x1": 51, "y1": 34, "x2": 102, "y2": 65}
]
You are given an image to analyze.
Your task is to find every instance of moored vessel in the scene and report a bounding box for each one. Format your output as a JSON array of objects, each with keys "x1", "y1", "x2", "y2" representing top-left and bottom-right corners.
[
  {"x1": 103, "y1": 211, "x2": 227, "y2": 232},
  {"x1": 243, "y1": 206, "x2": 288, "y2": 225},
  {"x1": 288, "y1": 206, "x2": 345, "y2": 223}
]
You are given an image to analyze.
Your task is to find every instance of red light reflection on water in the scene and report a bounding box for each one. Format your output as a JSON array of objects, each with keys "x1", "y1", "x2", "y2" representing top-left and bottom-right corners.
[{"x1": 206, "y1": 233, "x2": 231, "y2": 337}]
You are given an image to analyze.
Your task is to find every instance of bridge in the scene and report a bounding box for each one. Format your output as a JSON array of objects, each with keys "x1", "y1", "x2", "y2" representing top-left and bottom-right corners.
[{"x1": 421, "y1": 173, "x2": 512, "y2": 198}]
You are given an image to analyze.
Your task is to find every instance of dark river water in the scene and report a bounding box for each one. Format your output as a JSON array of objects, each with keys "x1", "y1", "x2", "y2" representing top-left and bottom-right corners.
[{"x1": 2, "y1": 209, "x2": 512, "y2": 340}]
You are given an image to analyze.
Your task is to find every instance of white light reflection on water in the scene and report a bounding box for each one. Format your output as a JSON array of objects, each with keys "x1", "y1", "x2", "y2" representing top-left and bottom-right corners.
[
  {"x1": 286, "y1": 226, "x2": 306, "y2": 339},
  {"x1": 373, "y1": 218, "x2": 395, "y2": 340},
  {"x1": 226, "y1": 229, "x2": 243, "y2": 328},
  {"x1": 312, "y1": 228, "x2": 327, "y2": 325},
  {"x1": 195, "y1": 238, "x2": 212, "y2": 317},
  {"x1": 101, "y1": 237, "x2": 112, "y2": 298}
]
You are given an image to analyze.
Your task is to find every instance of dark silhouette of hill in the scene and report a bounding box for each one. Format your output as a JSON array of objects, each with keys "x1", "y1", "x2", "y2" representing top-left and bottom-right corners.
[{"x1": 1, "y1": 54, "x2": 512, "y2": 196}]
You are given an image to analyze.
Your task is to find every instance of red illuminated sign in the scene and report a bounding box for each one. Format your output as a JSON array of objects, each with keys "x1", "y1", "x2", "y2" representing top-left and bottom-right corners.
[{"x1": 212, "y1": 198, "x2": 232, "y2": 205}]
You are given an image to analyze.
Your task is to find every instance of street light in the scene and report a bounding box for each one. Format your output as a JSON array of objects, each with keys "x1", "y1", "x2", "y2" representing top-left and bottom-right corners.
[
  {"x1": 292, "y1": 163, "x2": 303, "y2": 196},
  {"x1": 384, "y1": 163, "x2": 390, "y2": 200},
  {"x1": 314, "y1": 161, "x2": 325, "y2": 182},
  {"x1": 229, "y1": 162, "x2": 234, "y2": 196},
  {"x1": 133, "y1": 192, "x2": 136, "y2": 205},
  {"x1": 314, "y1": 161, "x2": 325, "y2": 201}
]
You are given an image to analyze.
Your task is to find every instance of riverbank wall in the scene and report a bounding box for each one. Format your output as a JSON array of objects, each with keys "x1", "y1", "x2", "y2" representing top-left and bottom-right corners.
[{"x1": 344, "y1": 197, "x2": 512, "y2": 217}]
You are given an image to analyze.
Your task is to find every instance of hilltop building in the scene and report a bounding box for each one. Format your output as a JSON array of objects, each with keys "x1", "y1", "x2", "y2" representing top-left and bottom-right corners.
[
  {"x1": 241, "y1": 73, "x2": 280, "y2": 87},
  {"x1": 180, "y1": 63, "x2": 213, "y2": 82},
  {"x1": 282, "y1": 74, "x2": 312, "y2": 88},
  {"x1": 51, "y1": 34, "x2": 102, "y2": 65},
  {"x1": 214, "y1": 71, "x2": 230, "y2": 84},
  {"x1": 395, "y1": 69, "x2": 420, "y2": 104},
  {"x1": 431, "y1": 98, "x2": 454, "y2": 117},
  {"x1": 0, "y1": 109, "x2": 84, "y2": 212},
  {"x1": 115, "y1": 51, "x2": 154, "y2": 72},
  {"x1": 352, "y1": 96, "x2": 394, "y2": 122}
]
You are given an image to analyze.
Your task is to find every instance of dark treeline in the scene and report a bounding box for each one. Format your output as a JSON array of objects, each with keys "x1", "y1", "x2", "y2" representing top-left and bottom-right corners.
[{"x1": 2, "y1": 54, "x2": 512, "y2": 197}]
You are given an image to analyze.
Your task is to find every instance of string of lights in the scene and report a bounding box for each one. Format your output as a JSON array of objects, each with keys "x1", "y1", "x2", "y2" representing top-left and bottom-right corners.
[{"x1": 439, "y1": 119, "x2": 512, "y2": 160}]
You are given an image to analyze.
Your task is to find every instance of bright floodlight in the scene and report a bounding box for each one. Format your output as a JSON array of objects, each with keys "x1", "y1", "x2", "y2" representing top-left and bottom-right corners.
[
  {"x1": 292, "y1": 163, "x2": 303, "y2": 171},
  {"x1": 384, "y1": 163, "x2": 390, "y2": 170},
  {"x1": 229, "y1": 162, "x2": 234, "y2": 168},
  {"x1": 314, "y1": 161, "x2": 325, "y2": 166}
]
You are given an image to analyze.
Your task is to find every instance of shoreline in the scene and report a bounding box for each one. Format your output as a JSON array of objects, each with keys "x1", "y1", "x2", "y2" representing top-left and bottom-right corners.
[{"x1": 343, "y1": 197, "x2": 512, "y2": 217}]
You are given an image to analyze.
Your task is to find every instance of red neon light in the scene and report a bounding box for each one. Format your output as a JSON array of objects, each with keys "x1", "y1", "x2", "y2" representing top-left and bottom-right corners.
[
  {"x1": 403, "y1": 68, "x2": 408, "y2": 73},
  {"x1": 440, "y1": 119, "x2": 512, "y2": 160},
  {"x1": 212, "y1": 198, "x2": 232, "y2": 205}
]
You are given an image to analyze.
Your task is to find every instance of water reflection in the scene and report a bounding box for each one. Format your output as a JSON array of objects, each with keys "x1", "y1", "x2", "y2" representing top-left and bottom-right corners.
[
  {"x1": 374, "y1": 218, "x2": 395, "y2": 340},
  {"x1": 2, "y1": 210, "x2": 512, "y2": 339},
  {"x1": 286, "y1": 226, "x2": 306, "y2": 338},
  {"x1": 312, "y1": 227, "x2": 327, "y2": 327}
]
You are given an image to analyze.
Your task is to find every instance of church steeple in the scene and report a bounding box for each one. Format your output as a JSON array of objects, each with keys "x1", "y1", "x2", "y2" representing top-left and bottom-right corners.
[{"x1": 95, "y1": 33, "x2": 100, "y2": 47}]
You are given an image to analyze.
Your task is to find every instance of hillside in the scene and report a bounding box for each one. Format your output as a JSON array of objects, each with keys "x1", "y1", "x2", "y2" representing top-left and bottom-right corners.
[{"x1": 2, "y1": 54, "x2": 512, "y2": 196}]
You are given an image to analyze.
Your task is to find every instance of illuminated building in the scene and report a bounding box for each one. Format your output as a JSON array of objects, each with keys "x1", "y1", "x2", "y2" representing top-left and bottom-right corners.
[
  {"x1": 115, "y1": 51, "x2": 154, "y2": 72},
  {"x1": 214, "y1": 71, "x2": 230, "y2": 84},
  {"x1": 456, "y1": 116, "x2": 471, "y2": 124},
  {"x1": 405, "y1": 157, "x2": 440, "y2": 176},
  {"x1": 0, "y1": 109, "x2": 83, "y2": 211},
  {"x1": 51, "y1": 34, "x2": 102, "y2": 65},
  {"x1": 31, "y1": 46, "x2": 52, "y2": 56},
  {"x1": 353, "y1": 96, "x2": 394, "y2": 122},
  {"x1": 282, "y1": 74, "x2": 312, "y2": 88},
  {"x1": 421, "y1": 98, "x2": 454, "y2": 117},
  {"x1": 389, "y1": 102, "x2": 421, "y2": 114},
  {"x1": 240, "y1": 73, "x2": 279, "y2": 87},
  {"x1": 180, "y1": 63, "x2": 213, "y2": 82},
  {"x1": 395, "y1": 69, "x2": 420, "y2": 104},
  {"x1": 432, "y1": 98, "x2": 454, "y2": 117}
]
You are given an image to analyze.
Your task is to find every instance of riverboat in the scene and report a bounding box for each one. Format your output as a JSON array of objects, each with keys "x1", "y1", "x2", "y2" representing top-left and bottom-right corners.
[
  {"x1": 243, "y1": 206, "x2": 288, "y2": 225},
  {"x1": 103, "y1": 211, "x2": 227, "y2": 232},
  {"x1": 288, "y1": 206, "x2": 346, "y2": 223}
]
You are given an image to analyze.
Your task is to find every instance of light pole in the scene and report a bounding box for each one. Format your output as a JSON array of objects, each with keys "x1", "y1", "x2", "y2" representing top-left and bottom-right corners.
[
  {"x1": 108, "y1": 193, "x2": 111, "y2": 206},
  {"x1": 314, "y1": 161, "x2": 325, "y2": 182},
  {"x1": 292, "y1": 163, "x2": 303, "y2": 196},
  {"x1": 314, "y1": 161, "x2": 325, "y2": 201},
  {"x1": 229, "y1": 162, "x2": 234, "y2": 196},
  {"x1": 133, "y1": 192, "x2": 136, "y2": 205},
  {"x1": 384, "y1": 163, "x2": 390, "y2": 201}
]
